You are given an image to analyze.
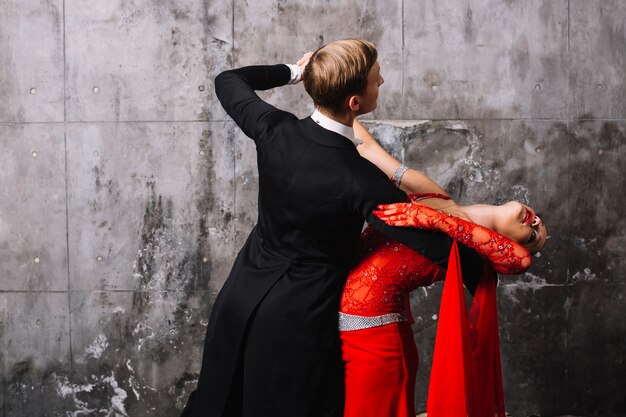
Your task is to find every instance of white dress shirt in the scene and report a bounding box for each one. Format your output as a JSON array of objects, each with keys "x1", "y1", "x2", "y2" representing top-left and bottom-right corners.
[{"x1": 311, "y1": 110, "x2": 362, "y2": 147}]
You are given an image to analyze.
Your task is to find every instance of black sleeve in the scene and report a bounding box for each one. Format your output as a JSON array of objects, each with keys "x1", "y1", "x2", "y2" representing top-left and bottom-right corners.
[
  {"x1": 214, "y1": 64, "x2": 294, "y2": 141},
  {"x1": 354, "y1": 161, "x2": 484, "y2": 295}
]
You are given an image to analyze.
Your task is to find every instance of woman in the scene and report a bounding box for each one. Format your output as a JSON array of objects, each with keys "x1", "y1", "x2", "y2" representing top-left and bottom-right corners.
[{"x1": 339, "y1": 121, "x2": 547, "y2": 417}]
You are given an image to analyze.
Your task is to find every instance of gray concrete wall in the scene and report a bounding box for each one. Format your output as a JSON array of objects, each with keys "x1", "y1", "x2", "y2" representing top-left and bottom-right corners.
[{"x1": 0, "y1": 1, "x2": 624, "y2": 416}]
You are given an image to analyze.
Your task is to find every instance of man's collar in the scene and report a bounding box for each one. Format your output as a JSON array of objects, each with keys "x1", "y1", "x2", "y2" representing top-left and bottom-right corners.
[{"x1": 311, "y1": 110, "x2": 362, "y2": 147}]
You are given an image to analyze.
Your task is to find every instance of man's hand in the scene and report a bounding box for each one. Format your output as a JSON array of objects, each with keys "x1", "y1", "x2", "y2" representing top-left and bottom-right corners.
[{"x1": 296, "y1": 52, "x2": 313, "y2": 79}]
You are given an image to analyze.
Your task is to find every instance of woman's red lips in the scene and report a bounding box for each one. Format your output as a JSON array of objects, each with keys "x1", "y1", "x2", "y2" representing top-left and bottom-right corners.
[{"x1": 524, "y1": 208, "x2": 533, "y2": 224}]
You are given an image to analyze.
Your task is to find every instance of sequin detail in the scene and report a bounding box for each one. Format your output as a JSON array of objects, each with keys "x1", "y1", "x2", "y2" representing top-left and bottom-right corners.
[{"x1": 340, "y1": 225, "x2": 443, "y2": 316}]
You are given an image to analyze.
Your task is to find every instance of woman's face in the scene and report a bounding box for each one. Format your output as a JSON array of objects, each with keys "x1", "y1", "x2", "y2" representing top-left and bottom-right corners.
[{"x1": 496, "y1": 201, "x2": 547, "y2": 253}]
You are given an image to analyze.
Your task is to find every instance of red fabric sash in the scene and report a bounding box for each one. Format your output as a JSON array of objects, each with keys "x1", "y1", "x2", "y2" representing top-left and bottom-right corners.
[{"x1": 427, "y1": 242, "x2": 506, "y2": 417}]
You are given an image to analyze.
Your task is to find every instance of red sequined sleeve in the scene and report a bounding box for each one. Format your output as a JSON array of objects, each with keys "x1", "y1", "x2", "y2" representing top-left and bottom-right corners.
[{"x1": 385, "y1": 203, "x2": 532, "y2": 275}]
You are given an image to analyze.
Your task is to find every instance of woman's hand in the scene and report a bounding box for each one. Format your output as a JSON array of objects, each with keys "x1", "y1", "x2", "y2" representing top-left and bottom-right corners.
[{"x1": 373, "y1": 202, "x2": 440, "y2": 229}]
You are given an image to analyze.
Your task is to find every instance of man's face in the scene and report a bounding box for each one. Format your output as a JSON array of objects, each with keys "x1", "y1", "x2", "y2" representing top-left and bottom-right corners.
[{"x1": 356, "y1": 61, "x2": 384, "y2": 115}]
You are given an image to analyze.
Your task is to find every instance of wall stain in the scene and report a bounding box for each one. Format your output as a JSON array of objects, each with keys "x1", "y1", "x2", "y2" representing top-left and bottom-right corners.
[
  {"x1": 373, "y1": 120, "x2": 502, "y2": 203},
  {"x1": 464, "y1": 6, "x2": 476, "y2": 43},
  {"x1": 194, "y1": 128, "x2": 219, "y2": 289},
  {"x1": 568, "y1": 120, "x2": 625, "y2": 284}
]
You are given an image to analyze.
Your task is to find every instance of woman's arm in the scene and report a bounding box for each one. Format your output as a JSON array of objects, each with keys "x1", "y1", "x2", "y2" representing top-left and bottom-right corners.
[
  {"x1": 374, "y1": 202, "x2": 532, "y2": 274},
  {"x1": 353, "y1": 120, "x2": 448, "y2": 196}
]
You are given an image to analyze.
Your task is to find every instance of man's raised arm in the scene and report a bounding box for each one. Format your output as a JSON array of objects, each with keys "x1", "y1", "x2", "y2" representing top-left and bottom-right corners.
[{"x1": 214, "y1": 64, "x2": 293, "y2": 140}]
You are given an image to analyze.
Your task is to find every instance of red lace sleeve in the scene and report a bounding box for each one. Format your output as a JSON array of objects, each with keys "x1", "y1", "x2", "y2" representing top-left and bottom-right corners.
[{"x1": 377, "y1": 203, "x2": 531, "y2": 275}]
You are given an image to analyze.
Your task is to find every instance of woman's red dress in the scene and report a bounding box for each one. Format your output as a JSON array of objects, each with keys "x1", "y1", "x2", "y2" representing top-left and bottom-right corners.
[{"x1": 340, "y1": 194, "x2": 530, "y2": 417}]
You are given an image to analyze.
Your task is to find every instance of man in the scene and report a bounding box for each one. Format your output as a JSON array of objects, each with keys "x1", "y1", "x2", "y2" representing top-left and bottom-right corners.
[{"x1": 181, "y1": 39, "x2": 482, "y2": 417}]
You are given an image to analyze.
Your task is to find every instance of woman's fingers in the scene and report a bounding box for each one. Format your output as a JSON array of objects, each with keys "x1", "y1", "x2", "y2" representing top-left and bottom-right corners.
[
  {"x1": 375, "y1": 204, "x2": 409, "y2": 215},
  {"x1": 376, "y1": 209, "x2": 402, "y2": 216},
  {"x1": 373, "y1": 209, "x2": 405, "y2": 218},
  {"x1": 375, "y1": 202, "x2": 424, "y2": 227},
  {"x1": 373, "y1": 210, "x2": 407, "y2": 224},
  {"x1": 376, "y1": 203, "x2": 402, "y2": 212}
]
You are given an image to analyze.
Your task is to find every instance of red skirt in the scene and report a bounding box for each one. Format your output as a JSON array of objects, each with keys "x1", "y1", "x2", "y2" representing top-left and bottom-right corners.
[{"x1": 340, "y1": 321, "x2": 418, "y2": 417}]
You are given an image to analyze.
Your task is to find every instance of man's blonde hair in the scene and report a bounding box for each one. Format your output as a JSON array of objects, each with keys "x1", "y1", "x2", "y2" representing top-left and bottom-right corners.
[{"x1": 303, "y1": 38, "x2": 378, "y2": 115}]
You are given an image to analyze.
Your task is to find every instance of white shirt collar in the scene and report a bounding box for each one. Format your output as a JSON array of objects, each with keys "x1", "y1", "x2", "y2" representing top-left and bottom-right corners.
[{"x1": 311, "y1": 110, "x2": 362, "y2": 147}]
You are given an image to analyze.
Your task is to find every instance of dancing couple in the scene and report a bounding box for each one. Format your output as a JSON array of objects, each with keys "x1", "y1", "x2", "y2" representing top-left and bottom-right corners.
[{"x1": 181, "y1": 38, "x2": 547, "y2": 417}]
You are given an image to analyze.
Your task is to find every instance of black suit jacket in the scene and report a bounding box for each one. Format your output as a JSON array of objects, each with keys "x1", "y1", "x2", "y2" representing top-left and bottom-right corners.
[{"x1": 184, "y1": 64, "x2": 483, "y2": 417}]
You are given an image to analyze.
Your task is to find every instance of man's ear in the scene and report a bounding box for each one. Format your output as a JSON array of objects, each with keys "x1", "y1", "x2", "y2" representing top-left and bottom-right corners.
[{"x1": 348, "y1": 95, "x2": 360, "y2": 112}]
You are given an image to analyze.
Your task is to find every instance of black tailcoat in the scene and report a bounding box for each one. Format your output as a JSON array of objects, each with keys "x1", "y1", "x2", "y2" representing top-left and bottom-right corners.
[{"x1": 183, "y1": 64, "x2": 483, "y2": 417}]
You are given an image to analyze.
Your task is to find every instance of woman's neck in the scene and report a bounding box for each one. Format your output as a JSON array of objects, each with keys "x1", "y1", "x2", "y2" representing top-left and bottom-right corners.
[
  {"x1": 416, "y1": 199, "x2": 497, "y2": 230},
  {"x1": 459, "y1": 204, "x2": 498, "y2": 230}
]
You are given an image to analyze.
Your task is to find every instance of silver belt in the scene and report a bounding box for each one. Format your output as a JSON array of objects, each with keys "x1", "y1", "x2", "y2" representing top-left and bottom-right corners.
[{"x1": 338, "y1": 311, "x2": 408, "y2": 332}]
